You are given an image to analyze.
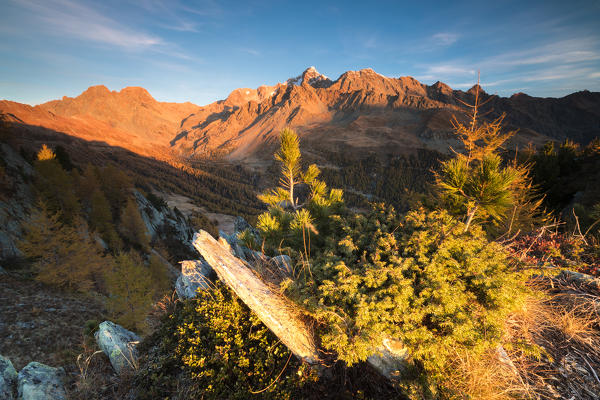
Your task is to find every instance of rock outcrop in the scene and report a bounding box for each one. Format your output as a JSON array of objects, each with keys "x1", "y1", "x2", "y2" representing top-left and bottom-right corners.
[
  {"x1": 366, "y1": 338, "x2": 409, "y2": 380},
  {"x1": 16, "y1": 362, "x2": 66, "y2": 400},
  {"x1": 94, "y1": 321, "x2": 140, "y2": 374},
  {"x1": 0, "y1": 355, "x2": 17, "y2": 400},
  {"x1": 175, "y1": 259, "x2": 213, "y2": 299},
  {"x1": 133, "y1": 190, "x2": 195, "y2": 252}
]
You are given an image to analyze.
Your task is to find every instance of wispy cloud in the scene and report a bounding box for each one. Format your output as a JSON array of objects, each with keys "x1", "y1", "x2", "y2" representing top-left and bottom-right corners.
[
  {"x1": 426, "y1": 65, "x2": 475, "y2": 76},
  {"x1": 432, "y1": 32, "x2": 459, "y2": 46},
  {"x1": 481, "y1": 38, "x2": 600, "y2": 68},
  {"x1": 15, "y1": 0, "x2": 164, "y2": 49},
  {"x1": 361, "y1": 35, "x2": 378, "y2": 49},
  {"x1": 136, "y1": 0, "x2": 222, "y2": 17},
  {"x1": 414, "y1": 34, "x2": 600, "y2": 94},
  {"x1": 162, "y1": 20, "x2": 200, "y2": 33},
  {"x1": 134, "y1": 0, "x2": 219, "y2": 33},
  {"x1": 239, "y1": 48, "x2": 260, "y2": 56}
]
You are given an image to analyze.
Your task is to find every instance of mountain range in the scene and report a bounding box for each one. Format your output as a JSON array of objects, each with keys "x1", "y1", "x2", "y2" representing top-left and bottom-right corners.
[{"x1": 2, "y1": 67, "x2": 599, "y2": 163}]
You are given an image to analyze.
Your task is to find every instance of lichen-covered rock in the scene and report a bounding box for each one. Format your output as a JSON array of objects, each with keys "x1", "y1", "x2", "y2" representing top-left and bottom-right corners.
[
  {"x1": 0, "y1": 355, "x2": 17, "y2": 400},
  {"x1": 270, "y1": 255, "x2": 293, "y2": 276},
  {"x1": 16, "y1": 362, "x2": 66, "y2": 400},
  {"x1": 94, "y1": 321, "x2": 140, "y2": 374},
  {"x1": 175, "y1": 259, "x2": 213, "y2": 299}
]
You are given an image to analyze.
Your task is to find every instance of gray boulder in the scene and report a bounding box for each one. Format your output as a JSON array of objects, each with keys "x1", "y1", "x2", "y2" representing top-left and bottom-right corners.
[
  {"x1": 234, "y1": 216, "x2": 259, "y2": 237},
  {"x1": 17, "y1": 362, "x2": 66, "y2": 400},
  {"x1": 175, "y1": 260, "x2": 213, "y2": 299},
  {"x1": 95, "y1": 321, "x2": 140, "y2": 374},
  {"x1": 219, "y1": 231, "x2": 247, "y2": 261},
  {"x1": 0, "y1": 355, "x2": 17, "y2": 400},
  {"x1": 366, "y1": 337, "x2": 410, "y2": 381},
  {"x1": 270, "y1": 255, "x2": 293, "y2": 276}
]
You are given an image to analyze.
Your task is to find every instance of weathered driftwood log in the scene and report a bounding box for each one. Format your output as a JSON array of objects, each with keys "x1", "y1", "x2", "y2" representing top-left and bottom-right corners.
[{"x1": 193, "y1": 230, "x2": 320, "y2": 365}]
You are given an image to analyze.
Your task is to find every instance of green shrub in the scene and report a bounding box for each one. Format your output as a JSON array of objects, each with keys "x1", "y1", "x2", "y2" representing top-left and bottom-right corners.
[
  {"x1": 135, "y1": 281, "x2": 316, "y2": 400},
  {"x1": 284, "y1": 204, "x2": 528, "y2": 378},
  {"x1": 257, "y1": 128, "x2": 345, "y2": 255}
]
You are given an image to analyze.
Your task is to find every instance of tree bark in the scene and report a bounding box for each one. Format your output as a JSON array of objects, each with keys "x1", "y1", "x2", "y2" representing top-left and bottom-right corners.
[{"x1": 464, "y1": 205, "x2": 478, "y2": 233}]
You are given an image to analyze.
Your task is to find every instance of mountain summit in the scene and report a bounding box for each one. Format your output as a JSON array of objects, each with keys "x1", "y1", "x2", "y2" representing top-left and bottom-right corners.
[
  {"x1": 170, "y1": 67, "x2": 600, "y2": 160},
  {"x1": 1, "y1": 67, "x2": 599, "y2": 161},
  {"x1": 287, "y1": 66, "x2": 333, "y2": 88}
]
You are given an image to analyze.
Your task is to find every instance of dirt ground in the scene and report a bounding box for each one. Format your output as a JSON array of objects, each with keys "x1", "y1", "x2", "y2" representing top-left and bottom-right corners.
[
  {"x1": 0, "y1": 272, "x2": 106, "y2": 372},
  {"x1": 156, "y1": 191, "x2": 236, "y2": 235}
]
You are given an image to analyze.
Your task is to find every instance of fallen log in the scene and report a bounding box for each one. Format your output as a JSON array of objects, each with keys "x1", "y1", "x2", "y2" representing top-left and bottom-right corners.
[{"x1": 193, "y1": 230, "x2": 320, "y2": 365}]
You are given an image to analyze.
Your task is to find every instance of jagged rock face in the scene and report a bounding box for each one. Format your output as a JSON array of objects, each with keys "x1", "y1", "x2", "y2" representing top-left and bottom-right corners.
[
  {"x1": 16, "y1": 362, "x2": 66, "y2": 400},
  {"x1": 133, "y1": 190, "x2": 195, "y2": 252},
  {"x1": 0, "y1": 355, "x2": 17, "y2": 400},
  {"x1": 94, "y1": 321, "x2": 140, "y2": 374},
  {"x1": 0, "y1": 144, "x2": 34, "y2": 261},
  {"x1": 172, "y1": 67, "x2": 600, "y2": 160}
]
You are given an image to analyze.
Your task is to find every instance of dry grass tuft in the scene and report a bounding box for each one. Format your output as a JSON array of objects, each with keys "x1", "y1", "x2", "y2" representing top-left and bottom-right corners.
[
  {"x1": 501, "y1": 275, "x2": 600, "y2": 399},
  {"x1": 441, "y1": 347, "x2": 527, "y2": 400},
  {"x1": 146, "y1": 290, "x2": 179, "y2": 332},
  {"x1": 437, "y1": 273, "x2": 600, "y2": 399}
]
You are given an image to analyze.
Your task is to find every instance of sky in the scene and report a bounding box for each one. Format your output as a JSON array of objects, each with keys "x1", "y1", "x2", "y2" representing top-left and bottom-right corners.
[{"x1": 1, "y1": 0, "x2": 599, "y2": 106}]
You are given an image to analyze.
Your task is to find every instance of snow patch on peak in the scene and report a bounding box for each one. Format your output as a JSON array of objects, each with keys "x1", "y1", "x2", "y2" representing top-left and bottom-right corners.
[{"x1": 286, "y1": 67, "x2": 332, "y2": 88}]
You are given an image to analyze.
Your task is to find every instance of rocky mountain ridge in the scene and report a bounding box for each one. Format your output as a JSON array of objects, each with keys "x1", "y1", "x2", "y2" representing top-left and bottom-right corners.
[{"x1": 2, "y1": 67, "x2": 599, "y2": 163}]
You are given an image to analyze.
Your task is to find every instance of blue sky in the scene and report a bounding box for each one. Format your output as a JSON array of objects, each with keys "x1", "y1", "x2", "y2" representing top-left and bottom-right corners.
[{"x1": 1, "y1": 0, "x2": 599, "y2": 105}]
